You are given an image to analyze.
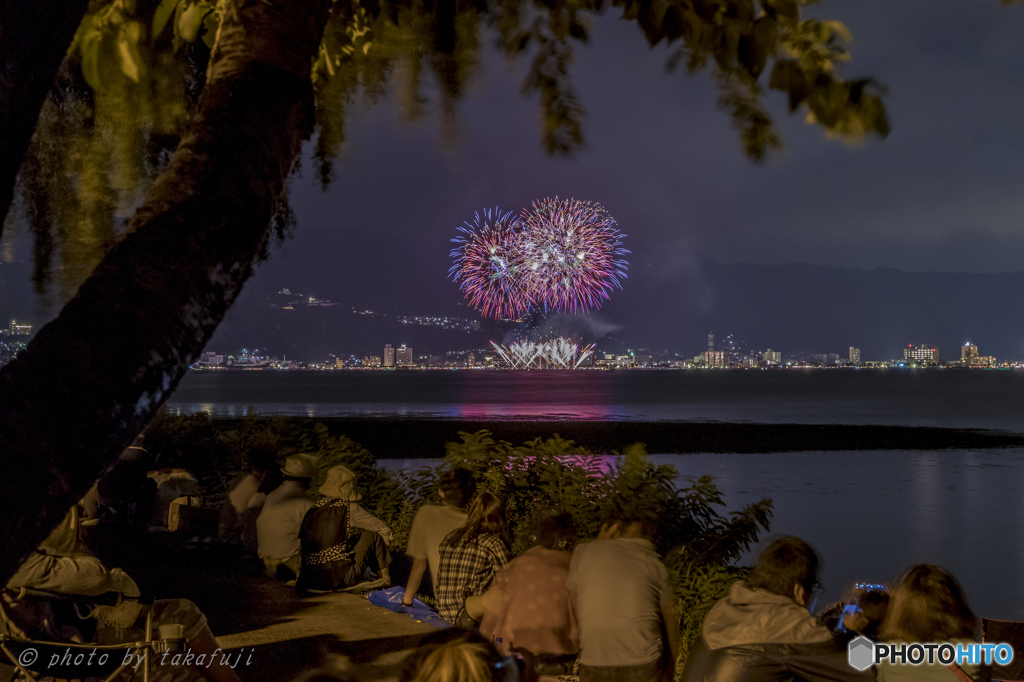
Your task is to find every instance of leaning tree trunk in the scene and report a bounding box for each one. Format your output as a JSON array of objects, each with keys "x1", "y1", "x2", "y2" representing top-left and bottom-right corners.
[
  {"x1": 0, "y1": 0, "x2": 332, "y2": 583},
  {"x1": 0, "y1": 0, "x2": 92, "y2": 235}
]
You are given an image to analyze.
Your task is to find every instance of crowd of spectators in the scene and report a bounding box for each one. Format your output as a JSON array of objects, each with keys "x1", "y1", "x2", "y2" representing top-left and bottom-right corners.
[{"x1": 0, "y1": 441, "x2": 994, "y2": 682}]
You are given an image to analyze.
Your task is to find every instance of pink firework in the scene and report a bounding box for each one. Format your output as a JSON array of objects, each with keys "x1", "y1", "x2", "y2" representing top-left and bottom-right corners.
[
  {"x1": 448, "y1": 208, "x2": 534, "y2": 319},
  {"x1": 518, "y1": 197, "x2": 629, "y2": 314}
]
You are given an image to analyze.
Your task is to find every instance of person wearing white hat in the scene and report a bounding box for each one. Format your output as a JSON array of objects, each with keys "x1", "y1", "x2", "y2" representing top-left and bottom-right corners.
[
  {"x1": 295, "y1": 465, "x2": 393, "y2": 592},
  {"x1": 256, "y1": 453, "x2": 318, "y2": 580}
]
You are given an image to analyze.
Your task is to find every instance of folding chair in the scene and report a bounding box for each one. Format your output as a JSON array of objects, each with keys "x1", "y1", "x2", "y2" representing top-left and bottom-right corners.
[
  {"x1": 0, "y1": 587, "x2": 183, "y2": 682},
  {"x1": 982, "y1": 617, "x2": 1024, "y2": 681}
]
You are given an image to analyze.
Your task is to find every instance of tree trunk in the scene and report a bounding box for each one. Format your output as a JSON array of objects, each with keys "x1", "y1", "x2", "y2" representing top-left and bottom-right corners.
[
  {"x1": 0, "y1": 0, "x2": 91, "y2": 235},
  {"x1": 0, "y1": 0, "x2": 331, "y2": 584}
]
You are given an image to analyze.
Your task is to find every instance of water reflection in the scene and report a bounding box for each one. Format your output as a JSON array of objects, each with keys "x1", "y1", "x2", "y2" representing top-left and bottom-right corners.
[{"x1": 379, "y1": 449, "x2": 1024, "y2": 621}]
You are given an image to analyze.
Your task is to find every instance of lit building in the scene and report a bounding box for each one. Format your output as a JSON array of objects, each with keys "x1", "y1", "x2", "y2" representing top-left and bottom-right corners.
[
  {"x1": 961, "y1": 343, "x2": 994, "y2": 368},
  {"x1": 198, "y1": 351, "x2": 224, "y2": 366},
  {"x1": 764, "y1": 349, "x2": 781, "y2": 365},
  {"x1": 8, "y1": 320, "x2": 31, "y2": 335},
  {"x1": 467, "y1": 352, "x2": 475, "y2": 367},
  {"x1": 849, "y1": 347, "x2": 861, "y2": 366},
  {"x1": 363, "y1": 355, "x2": 381, "y2": 367},
  {"x1": 383, "y1": 344, "x2": 395, "y2": 367},
  {"x1": 707, "y1": 332, "x2": 715, "y2": 352},
  {"x1": 706, "y1": 350, "x2": 726, "y2": 368},
  {"x1": 903, "y1": 344, "x2": 939, "y2": 365},
  {"x1": 397, "y1": 345, "x2": 414, "y2": 366}
]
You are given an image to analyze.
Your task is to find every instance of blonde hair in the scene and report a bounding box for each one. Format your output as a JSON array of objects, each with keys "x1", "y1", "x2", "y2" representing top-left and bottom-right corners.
[
  {"x1": 880, "y1": 564, "x2": 977, "y2": 642},
  {"x1": 410, "y1": 639, "x2": 492, "y2": 682}
]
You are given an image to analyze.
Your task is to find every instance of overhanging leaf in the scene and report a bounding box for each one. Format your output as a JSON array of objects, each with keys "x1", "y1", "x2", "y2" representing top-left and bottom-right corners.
[{"x1": 152, "y1": 0, "x2": 180, "y2": 41}]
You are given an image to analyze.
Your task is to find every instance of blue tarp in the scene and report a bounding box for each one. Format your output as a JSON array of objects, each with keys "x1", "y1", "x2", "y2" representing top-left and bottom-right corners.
[{"x1": 368, "y1": 586, "x2": 452, "y2": 629}]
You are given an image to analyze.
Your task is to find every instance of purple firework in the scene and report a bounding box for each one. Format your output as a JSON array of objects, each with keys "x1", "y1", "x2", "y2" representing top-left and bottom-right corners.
[
  {"x1": 518, "y1": 197, "x2": 629, "y2": 314},
  {"x1": 448, "y1": 207, "x2": 533, "y2": 319}
]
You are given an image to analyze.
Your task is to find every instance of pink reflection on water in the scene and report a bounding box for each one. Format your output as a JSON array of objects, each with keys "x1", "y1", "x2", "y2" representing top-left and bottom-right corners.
[
  {"x1": 454, "y1": 371, "x2": 624, "y2": 420},
  {"x1": 449, "y1": 403, "x2": 628, "y2": 420}
]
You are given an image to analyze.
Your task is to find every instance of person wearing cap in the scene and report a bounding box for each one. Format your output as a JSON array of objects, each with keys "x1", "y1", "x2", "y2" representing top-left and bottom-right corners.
[
  {"x1": 295, "y1": 465, "x2": 393, "y2": 592},
  {"x1": 256, "y1": 453, "x2": 318, "y2": 581}
]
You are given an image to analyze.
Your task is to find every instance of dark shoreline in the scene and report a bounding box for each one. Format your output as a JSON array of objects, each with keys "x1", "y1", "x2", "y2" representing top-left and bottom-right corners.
[{"x1": 210, "y1": 418, "x2": 1024, "y2": 457}]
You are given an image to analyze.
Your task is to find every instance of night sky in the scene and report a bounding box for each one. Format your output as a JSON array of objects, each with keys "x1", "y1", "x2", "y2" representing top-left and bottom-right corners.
[{"x1": 3, "y1": 0, "x2": 1024, "y2": 357}]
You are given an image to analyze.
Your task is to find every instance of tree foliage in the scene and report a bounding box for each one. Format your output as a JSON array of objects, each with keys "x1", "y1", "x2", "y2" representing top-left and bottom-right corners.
[{"x1": 7, "y1": 0, "x2": 888, "y2": 304}]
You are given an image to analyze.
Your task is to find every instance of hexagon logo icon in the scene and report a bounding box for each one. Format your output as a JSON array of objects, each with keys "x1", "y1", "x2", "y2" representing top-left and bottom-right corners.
[{"x1": 848, "y1": 636, "x2": 875, "y2": 671}]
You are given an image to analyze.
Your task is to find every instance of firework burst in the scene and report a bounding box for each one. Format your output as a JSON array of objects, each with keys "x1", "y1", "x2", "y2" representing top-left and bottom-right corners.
[
  {"x1": 518, "y1": 197, "x2": 629, "y2": 314},
  {"x1": 449, "y1": 198, "x2": 629, "y2": 318},
  {"x1": 448, "y1": 207, "x2": 533, "y2": 319}
]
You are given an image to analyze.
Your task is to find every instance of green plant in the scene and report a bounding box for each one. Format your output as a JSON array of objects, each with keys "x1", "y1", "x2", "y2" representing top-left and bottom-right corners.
[{"x1": 146, "y1": 418, "x2": 772, "y2": 661}]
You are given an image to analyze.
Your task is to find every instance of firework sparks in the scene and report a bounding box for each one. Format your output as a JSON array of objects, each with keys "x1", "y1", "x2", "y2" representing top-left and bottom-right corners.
[
  {"x1": 449, "y1": 198, "x2": 629, "y2": 318},
  {"x1": 490, "y1": 338, "x2": 597, "y2": 369},
  {"x1": 519, "y1": 197, "x2": 630, "y2": 314},
  {"x1": 448, "y1": 207, "x2": 533, "y2": 320}
]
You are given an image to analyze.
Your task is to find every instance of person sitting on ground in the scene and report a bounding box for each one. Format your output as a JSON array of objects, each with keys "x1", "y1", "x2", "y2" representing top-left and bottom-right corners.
[
  {"x1": 256, "y1": 453, "x2": 318, "y2": 580},
  {"x1": 567, "y1": 508, "x2": 678, "y2": 682},
  {"x1": 219, "y1": 442, "x2": 278, "y2": 545},
  {"x1": 436, "y1": 491, "x2": 510, "y2": 627},
  {"x1": 480, "y1": 511, "x2": 578, "y2": 675},
  {"x1": 402, "y1": 467, "x2": 477, "y2": 609},
  {"x1": 876, "y1": 564, "x2": 979, "y2": 682},
  {"x1": 240, "y1": 464, "x2": 283, "y2": 554},
  {"x1": 295, "y1": 465, "x2": 394, "y2": 592},
  {"x1": 4, "y1": 505, "x2": 242, "y2": 682},
  {"x1": 681, "y1": 535, "x2": 872, "y2": 682}
]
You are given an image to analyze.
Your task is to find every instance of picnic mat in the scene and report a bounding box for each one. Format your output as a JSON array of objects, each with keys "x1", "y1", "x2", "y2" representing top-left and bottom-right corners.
[{"x1": 368, "y1": 586, "x2": 451, "y2": 629}]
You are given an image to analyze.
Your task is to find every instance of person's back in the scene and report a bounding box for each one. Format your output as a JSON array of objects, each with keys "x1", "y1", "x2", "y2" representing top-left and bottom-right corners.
[
  {"x1": 409, "y1": 504, "x2": 469, "y2": 578},
  {"x1": 435, "y1": 492, "x2": 510, "y2": 625},
  {"x1": 876, "y1": 564, "x2": 979, "y2": 682},
  {"x1": 682, "y1": 536, "x2": 871, "y2": 682},
  {"x1": 568, "y1": 535, "x2": 671, "y2": 673},
  {"x1": 296, "y1": 465, "x2": 393, "y2": 592},
  {"x1": 257, "y1": 480, "x2": 313, "y2": 557},
  {"x1": 256, "y1": 454, "x2": 317, "y2": 579},
  {"x1": 481, "y1": 512, "x2": 578, "y2": 664}
]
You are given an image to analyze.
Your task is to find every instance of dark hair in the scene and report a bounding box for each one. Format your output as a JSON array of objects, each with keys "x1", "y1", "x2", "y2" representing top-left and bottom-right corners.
[
  {"x1": 246, "y1": 443, "x2": 278, "y2": 473},
  {"x1": 447, "y1": 492, "x2": 511, "y2": 549},
  {"x1": 534, "y1": 512, "x2": 576, "y2": 551},
  {"x1": 858, "y1": 590, "x2": 890, "y2": 638},
  {"x1": 600, "y1": 506, "x2": 658, "y2": 541},
  {"x1": 259, "y1": 466, "x2": 284, "y2": 495},
  {"x1": 747, "y1": 536, "x2": 819, "y2": 598},
  {"x1": 880, "y1": 564, "x2": 977, "y2": 642},
  {"x1": 439, "y1": 468, "x2": 477, "y2": 510}
]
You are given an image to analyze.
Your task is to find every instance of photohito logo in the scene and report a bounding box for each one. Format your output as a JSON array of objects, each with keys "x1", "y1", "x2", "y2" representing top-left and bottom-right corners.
[{"x1": 847, "y1": 636, "x2": 1015, "y2": 671}]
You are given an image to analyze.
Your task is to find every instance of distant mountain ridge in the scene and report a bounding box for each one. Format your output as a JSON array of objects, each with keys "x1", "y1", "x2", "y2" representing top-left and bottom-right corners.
[
  {"x1": 7, "y1": 253, "x2": 1024, "y2": 362},
  {"x1": 604, "y1": 253, "x2": 1024, "y2": 361}
]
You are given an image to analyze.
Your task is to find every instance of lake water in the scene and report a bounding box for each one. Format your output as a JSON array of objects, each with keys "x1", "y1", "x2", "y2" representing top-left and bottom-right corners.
[
  {"x1": 168, "y1": 370, "x2": 1024, "y2": 619},
  {"x1": 380, "y1": 450, "x2": 1024, "y2": 622},
  {"x1": 169, "y1": 369, "x2": 1024, "y2": 431}
]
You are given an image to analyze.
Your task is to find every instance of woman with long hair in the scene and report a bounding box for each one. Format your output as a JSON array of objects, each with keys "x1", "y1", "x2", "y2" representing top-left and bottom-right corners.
[
  {"x1": 435, "y1": 491, "x2": 511, "y2": 626},
  {"x1": 877, "y1": 564, "x2": 978, "y2": 682}
]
